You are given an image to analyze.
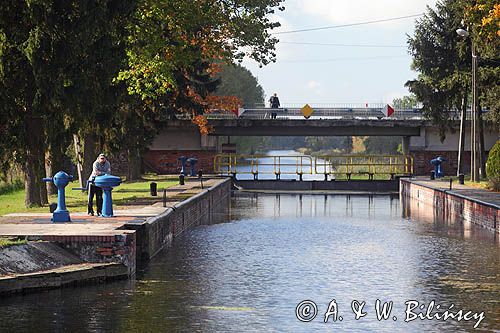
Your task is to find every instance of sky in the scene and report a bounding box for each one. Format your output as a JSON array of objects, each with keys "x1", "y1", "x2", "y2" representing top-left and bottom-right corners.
[{"x1": 242, "y1": 0, "x2": 437, "y2": 106}]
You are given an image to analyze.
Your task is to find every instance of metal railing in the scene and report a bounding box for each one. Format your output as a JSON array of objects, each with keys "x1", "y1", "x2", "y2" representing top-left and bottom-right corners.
[
  {"x1": 214, "y1": 154, "x2": 413, "y2": 180},
  {"x1": 314, "y1": 155, "x2": 413, "y2": 180},
  {"x1": 173, "y1": 108, "x2": 474, "y2": 121},
  {"x1": 236, "y1": 108, "x2": 465, "y2": 120},
  {"x1": 213, "y1": 154, "x2": 313, "y2": 180}
]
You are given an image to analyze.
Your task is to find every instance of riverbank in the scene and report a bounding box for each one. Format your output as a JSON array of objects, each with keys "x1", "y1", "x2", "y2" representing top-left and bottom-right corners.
[
  {"x1": 0, "y1": 177, "x2": 230, "y2": 295},
  {"x1": 400, "y1": 177, "x2": 499, "y2": 234}
]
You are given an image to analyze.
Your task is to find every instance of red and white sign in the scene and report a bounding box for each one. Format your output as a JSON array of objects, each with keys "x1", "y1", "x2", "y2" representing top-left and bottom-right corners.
[{"x1": 382, "y1": 104, "x2": 395, "y2": 117}]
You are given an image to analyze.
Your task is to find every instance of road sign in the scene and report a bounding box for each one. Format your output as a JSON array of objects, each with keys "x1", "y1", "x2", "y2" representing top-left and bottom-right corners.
[
  {"x1": 301, "y1": 104, "x2": 314, "y2": 119},
  {"x1": 382, "y1": 104, "x2": 394, "y2": 117}
]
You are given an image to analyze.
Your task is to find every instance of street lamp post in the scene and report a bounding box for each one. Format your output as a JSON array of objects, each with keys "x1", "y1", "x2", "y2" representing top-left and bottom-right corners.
[{"x1": 456, "y1": 28, "x2": 480, "y2": 182}]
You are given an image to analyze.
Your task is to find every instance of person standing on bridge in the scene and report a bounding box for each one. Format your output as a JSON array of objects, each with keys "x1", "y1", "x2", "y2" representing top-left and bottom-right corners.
[{"x1": 269, "y1": 93, "x2": 280, "y2": 119}]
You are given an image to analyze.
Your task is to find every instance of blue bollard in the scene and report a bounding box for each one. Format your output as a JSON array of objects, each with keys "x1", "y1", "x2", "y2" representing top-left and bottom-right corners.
[
  {"x1": 93, "y1": 174, "x2": 121, "y2": 217},
  {"x1": 178, "y1": 156, "x2": 188, "y2": 176},
  {"x1": 430, "y1": 156, "x2": 446, "y2": 178},
  {"x1": 187, "y1": 157, "x2": 198, "y2": 177},
  {"x1": 43, "y1": 171, "x2": 73, "y2": 223}
]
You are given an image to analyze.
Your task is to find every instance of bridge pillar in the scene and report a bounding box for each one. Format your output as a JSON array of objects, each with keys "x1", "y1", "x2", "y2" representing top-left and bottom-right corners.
[{"x1": 402, "y1": 136, "x2": 410, "y2": 155}]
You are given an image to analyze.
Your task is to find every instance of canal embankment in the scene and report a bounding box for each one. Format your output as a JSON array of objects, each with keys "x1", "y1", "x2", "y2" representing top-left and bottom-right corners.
[
  {"x1": 400, "y1": 177, "x2": 499, "y2": 234},
  {"x1": 123, "y1": 178, "x2": 231, "y2": 264},
  {"x1": 0, "y1": 178, "x2": 231, "y2": 295}
]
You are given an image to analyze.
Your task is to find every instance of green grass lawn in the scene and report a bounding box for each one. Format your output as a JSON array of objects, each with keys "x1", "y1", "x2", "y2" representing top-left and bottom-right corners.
[
  {"x1": 445, "y1": 175, "x2": 490, "y2": 190},
  {"x1": 0, "y1": 175, "x2": 178, "y2": 216},
  {"x1": 0, "y1": 237, "x2": 27, "y2": 248}
]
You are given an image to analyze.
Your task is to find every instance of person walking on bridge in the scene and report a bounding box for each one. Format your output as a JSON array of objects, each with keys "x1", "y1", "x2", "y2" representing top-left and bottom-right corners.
[{"x1": 269, "y1": 93, "x2": 280, "y2": 119}]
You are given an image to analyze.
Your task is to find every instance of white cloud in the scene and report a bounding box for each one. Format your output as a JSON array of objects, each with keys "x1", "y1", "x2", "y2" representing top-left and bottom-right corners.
[
  {"x1": 306, "y1": 80, "x2": 321, "y2": 89},
  {"x1": 293, "y1": 0, "x2": 436, "y2": 28},
  {"x1": 305, "y1": 80, "x2": 324, "y2": 96}
]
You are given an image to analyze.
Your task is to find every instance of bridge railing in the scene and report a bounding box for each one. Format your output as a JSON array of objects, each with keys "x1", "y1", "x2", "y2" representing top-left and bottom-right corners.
[
  {"x1": 214, "y1": 154, "x2": 414, "y2": 180},
  {"x1": 173, "y1": 108, "x2": 475, "y2": 120},
  {"x1": 237, "y1": 108, "x2": 463, "y2": 120},
  {"x1": 314, "y1": 155, "x2": 413, "y2": 180}
]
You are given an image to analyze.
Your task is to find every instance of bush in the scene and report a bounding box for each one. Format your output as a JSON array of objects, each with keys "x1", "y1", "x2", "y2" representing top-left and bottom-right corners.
[
  {"x1": 0, "y1": 179, "x2": 23, "y2": 195},
  {"x1": 486, "y1": 139, "x2": 500, "y2": 191}
]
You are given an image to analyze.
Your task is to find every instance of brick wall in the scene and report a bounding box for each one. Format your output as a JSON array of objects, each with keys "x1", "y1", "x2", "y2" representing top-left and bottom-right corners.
[
  {"x1": 40, "y1": 233, "x2": 137, "y2": 276},
  {"x1": 410, "y1": 151, "x2": 472, "y2": 176},
  {"x1": 400, "y1": 179, "x2": 499, "y2": 234},
  {"x1": 127, "y1": 178, "x2": 231, "y2": 263},
  {"x1": 144, "y1": 150, "x2": 218, "y2": 174}
]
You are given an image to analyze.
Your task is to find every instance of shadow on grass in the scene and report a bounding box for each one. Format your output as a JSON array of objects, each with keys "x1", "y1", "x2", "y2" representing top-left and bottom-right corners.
[{"x1": 114, "y1": 189, "x2": 151, "y2": 193}]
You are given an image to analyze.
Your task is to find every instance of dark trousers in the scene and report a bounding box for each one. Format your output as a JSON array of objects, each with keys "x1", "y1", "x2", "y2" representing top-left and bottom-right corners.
[{"x1": 87, "y1": 184, "x2": 103, "y2": 214}]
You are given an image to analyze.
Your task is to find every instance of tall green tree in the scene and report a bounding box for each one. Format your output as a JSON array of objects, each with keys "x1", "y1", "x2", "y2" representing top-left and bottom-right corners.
[
  {"x1": 0, "y1": 0, "x2": 135, "y2": 206},
  {"x1": 215, "y1": 63, "x2": 265, "y2": 107},
  {"x1": 406, "y1": 0, "x2": 472, "y2": 140},
  {"x1": 118, "y1": 0, "x2": 283, "y2": 104}
]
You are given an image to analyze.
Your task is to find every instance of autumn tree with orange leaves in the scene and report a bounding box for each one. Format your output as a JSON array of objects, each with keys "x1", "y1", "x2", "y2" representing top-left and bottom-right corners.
[{"x1": 118, "y1": 0, "x2": 284, "y2": 132}]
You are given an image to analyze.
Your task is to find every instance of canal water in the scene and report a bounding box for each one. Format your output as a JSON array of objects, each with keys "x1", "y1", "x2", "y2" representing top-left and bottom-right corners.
[{"x1": 1, "y1": 193, "x2": 499, "y2": 332}]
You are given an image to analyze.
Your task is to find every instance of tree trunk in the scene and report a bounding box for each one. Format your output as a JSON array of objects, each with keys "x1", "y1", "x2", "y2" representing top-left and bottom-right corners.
[
  {"x1": 24, "y1": 159, "x2": 41, "y2": 207},
  {"x1": 24, "y1": 115, "x2": 46, "y2": 207},
  {"x1": 45, "y1": 149, "x2": 56, "y2": 196},
  {"x1": 127, "y1": 147, "x2": 142, "y2": 181},
  {"x1": 82, "y1": 132, "x2": 97, "y2": 184},
  {"x1": 73, "y1": 134, "x2": 84, "y2": 188}
]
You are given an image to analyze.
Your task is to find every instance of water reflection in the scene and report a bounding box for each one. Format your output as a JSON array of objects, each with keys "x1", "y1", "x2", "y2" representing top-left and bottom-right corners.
[{"x1": 0, "y1": 193, "x2": 498, "y2": 332}]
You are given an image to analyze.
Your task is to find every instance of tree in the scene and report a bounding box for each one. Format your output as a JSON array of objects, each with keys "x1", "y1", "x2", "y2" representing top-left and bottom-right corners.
[
  {"x1": 406, "y1": 0, "x2": 471, "y2": 140},
  {"x1": 364, "y1": 137, "x2": 401, "y2": 155},
  {"x1": 0, "y1": 0, "x2": 135, "y2": 206},
  {"x1": 214, "y1": 63, "x2": 265, "y2": 107},
  {"x1": 118, "y1": 0, "x2": 283, "y2": 107},
  {"x1": 393, "y1": 94, "x2": 419, "y2": 109},
  {"x1": 0, "y1": 1, "x2": 47, "y2": 206},
  {"x1": 465, "y1": 0, "x2": 500, "y2": 129}
]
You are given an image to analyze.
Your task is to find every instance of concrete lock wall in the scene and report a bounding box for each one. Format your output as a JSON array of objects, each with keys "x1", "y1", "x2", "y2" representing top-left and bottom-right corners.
[
  {"x1": 400, "y1": 179, "x2": 499, "y2": 234},
  {"x1": 126, "y1": 178, "x2": 231, "y2": 265}
]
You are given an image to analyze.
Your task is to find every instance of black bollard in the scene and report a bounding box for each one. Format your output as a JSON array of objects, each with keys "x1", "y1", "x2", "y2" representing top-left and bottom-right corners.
[
  {"x1": 198, "y1": 169, "x2": 203, "y2": 189},
  {"x1": 430, "y1": 171, "x2": 435, "y2": 180},
  {"x1": 49, "y1": 203, "x2": 57, "y2": 213},
  {"x1": 150, "y1": 182, "x2": 157, "y2": 196},
  {"x1": 458, "y1": 173, "x2": 465, "y2": 185},
  {"x1": 179, "y1": 174, "x2": 185, "y2": 185},
  {"x1": 163, "y1": 189, "x2": 167, "y2": 207},
  {"x1": 449, "y1": 178, "x2": 453, "y2": 190}
]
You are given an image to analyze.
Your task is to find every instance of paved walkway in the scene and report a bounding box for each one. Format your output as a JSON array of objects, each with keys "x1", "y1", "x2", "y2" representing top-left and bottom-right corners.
[
  {"x1": 409, "y1": 177, "x2": 500, "y2": 208},
  {"x1": 0, "y1": 178, "x2": 221, "y2": 237}
]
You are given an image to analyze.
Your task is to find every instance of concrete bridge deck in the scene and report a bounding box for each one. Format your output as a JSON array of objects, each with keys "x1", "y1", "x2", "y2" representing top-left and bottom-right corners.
[{"x1": 167, "y1": 118, "x2": 426, "y2": 136}]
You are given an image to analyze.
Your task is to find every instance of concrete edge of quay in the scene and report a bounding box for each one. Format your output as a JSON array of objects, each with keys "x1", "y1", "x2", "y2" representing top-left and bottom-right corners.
[
  {"x1": 0, "y1": 263, "x2": 128, "y2": 296},
  {"x1": 400, "y1": 178, "x2": 500, "y2": 234}
]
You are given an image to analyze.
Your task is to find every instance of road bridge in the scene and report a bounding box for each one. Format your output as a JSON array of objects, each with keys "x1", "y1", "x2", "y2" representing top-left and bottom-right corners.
[{"x1": 145, "y1": 107, "x2": 498, "y2": 176}]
